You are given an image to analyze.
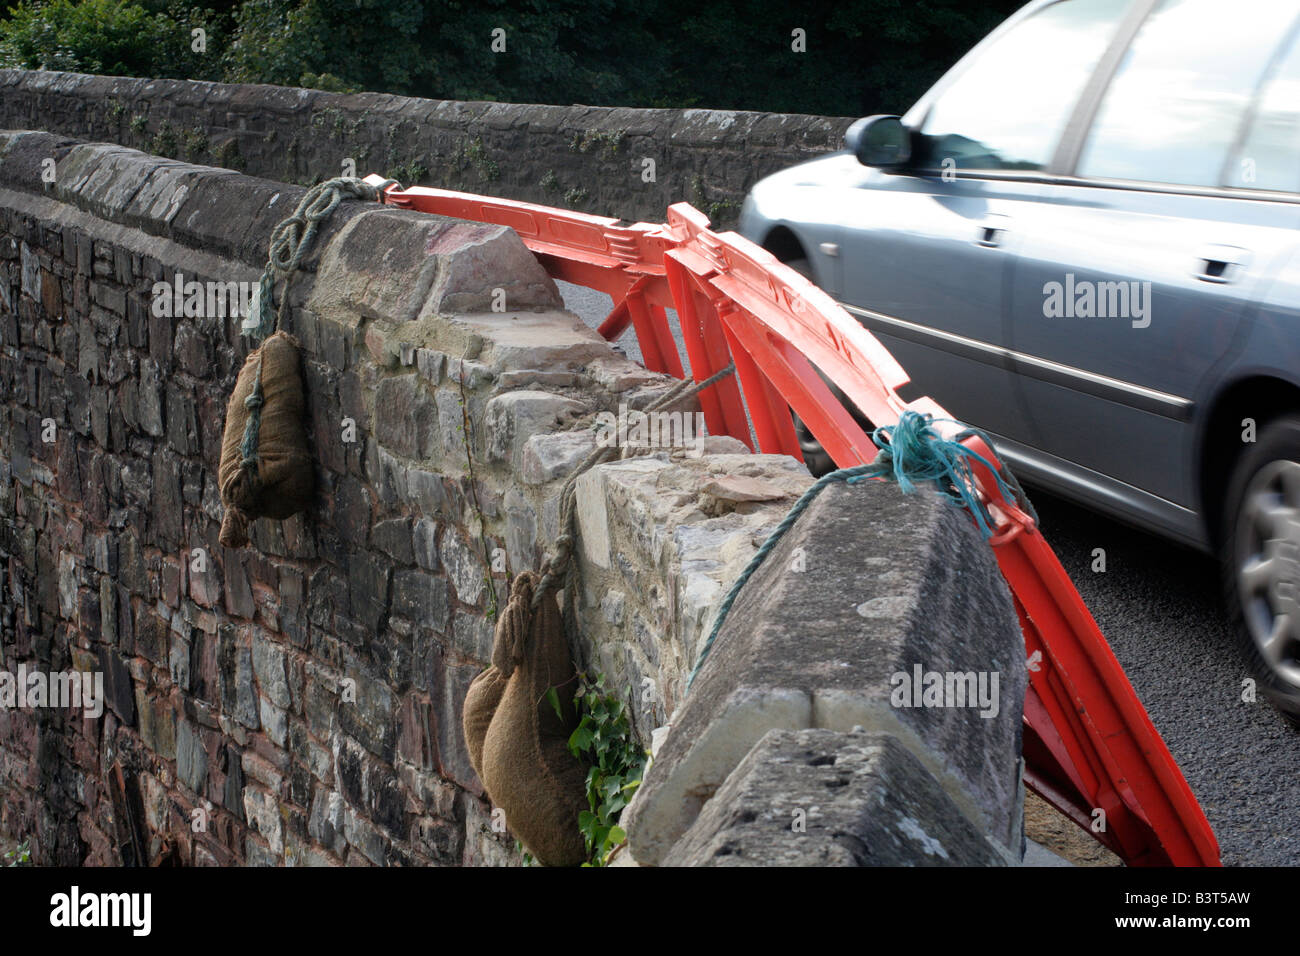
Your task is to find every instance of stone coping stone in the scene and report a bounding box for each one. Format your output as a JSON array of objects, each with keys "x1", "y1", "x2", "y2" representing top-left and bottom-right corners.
[
  {"x1": 623, "y1": 479, "x2": 1027, "y2": 865},
  {"x1": 662, "y1": 728, "x2": 1008, "y2": 867}
]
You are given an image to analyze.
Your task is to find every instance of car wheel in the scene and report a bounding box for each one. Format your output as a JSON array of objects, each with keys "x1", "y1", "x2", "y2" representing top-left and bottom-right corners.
[
  {"x1": 1222, "y1": 414, "x2": 1300, "y2": 726},
  {"x1": 778, "y1": 258, "x2": 876, "y2": 478}
]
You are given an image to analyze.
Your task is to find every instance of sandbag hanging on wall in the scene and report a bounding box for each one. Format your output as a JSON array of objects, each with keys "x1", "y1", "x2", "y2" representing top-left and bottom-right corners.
[
  {"x1": 218, "y1": 330, "x2": 314, "y2": 548},
  {"x1": 462, "y1": 571, "x2": 590, "y2": 867}
]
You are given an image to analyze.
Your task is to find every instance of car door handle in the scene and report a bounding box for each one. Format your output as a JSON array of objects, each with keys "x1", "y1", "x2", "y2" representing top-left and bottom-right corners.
[
  {"x1": 1195, "y1": 244, "x2": 1250, "y2": 284},
  {"x1": 976, "y1": 214, "x2": 1010, "y2": 248}
]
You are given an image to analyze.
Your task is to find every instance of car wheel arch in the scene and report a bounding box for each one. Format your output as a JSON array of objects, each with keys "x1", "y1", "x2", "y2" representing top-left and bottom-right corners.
[
  {"x1": 761, "y1": 226, "x2": 812, "y2": 272},
  {"x1": 1199, "y1": 374, "x2": 1300, "y2": 547}
]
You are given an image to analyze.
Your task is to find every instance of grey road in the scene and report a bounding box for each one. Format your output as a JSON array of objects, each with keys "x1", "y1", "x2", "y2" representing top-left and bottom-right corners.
[
  {"x1": 561, "y1": 280, "x2": 1300, "y2": 867},
  {"x1": 1032, "y1": 491, "x2": 1299, "y2": 868}
]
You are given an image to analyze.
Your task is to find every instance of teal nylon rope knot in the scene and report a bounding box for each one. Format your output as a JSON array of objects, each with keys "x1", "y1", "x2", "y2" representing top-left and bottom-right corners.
[
  {"x1": 237, "y1": 175, "x2": 398, "y2": 474},
  {"x1": 849, "y1": 411, "x2": 1036, "y2": 539},
  {"x1": 685, "y1": 410, "x2": 1036, "y2": 689}
]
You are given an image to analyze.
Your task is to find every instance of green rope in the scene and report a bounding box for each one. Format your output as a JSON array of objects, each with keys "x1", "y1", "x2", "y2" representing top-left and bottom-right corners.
[
  {"x1": 237, "y1": 175, "x2": 397, "y2": 477},
  {"x1": 243, "y1": 176, "x2": 399, "y2": 342},
  {"x1": 685, "y1": 410, "x2": 1036, "y2": 689},
  {"x1": 238, "y1": 355, "x2": 266, "y2": 466},
  {"x1": 851, "y1": 412, "x2": 1037, "y2": 539}
]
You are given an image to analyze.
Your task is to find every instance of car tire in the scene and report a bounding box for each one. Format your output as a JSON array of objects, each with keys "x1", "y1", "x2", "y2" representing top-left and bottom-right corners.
[
  {"x1": 778, "y1": 257, "x2": 876, "y2": 477},
  {"x1": 1221, "y1": 414, "x2": 1300, "y2": 726}
]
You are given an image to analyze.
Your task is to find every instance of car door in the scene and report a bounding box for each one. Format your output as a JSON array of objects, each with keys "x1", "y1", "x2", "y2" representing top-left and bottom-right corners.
[
  {"x1": 834, "y1": 0, "x2": 1134, "y2": 444},
  {"x1": 1006, "y1": 0, "x2": 1300, "y2": 537}
]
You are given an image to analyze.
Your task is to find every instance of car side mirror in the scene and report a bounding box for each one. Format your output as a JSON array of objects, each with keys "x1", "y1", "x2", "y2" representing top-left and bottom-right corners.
[{"x1": 844, "y1": 115, "x2": 911, "y2": 168}]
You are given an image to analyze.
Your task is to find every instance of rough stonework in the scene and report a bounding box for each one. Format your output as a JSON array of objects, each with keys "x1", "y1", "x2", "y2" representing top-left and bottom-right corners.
[
  {"x1": 0, "y1": 116, "x2": 1028, "y2": 867},
  {"x1": 661, "y1": 729, "x2": 1008, "y2": 867},
  {"x1": 0, "y1": 70, "x2": 856, "y2": 229},
  {"x1": 0, "y1": 128, "x2": 840, "y2": 866},
  {"x1": 621, "y1": 480, "x2": 1027, "y2": 866}
]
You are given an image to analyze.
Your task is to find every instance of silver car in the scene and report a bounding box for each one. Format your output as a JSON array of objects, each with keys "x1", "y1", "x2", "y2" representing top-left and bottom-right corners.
[{"x1": 739, "y1": 0, "x2": 1300, "y2": 721}]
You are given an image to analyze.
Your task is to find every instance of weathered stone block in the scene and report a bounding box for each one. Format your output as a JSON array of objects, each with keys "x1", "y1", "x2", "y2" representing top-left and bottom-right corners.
[
  {"x1": 484, "y1": 390, "x2": 587, "y2": 470},
  {"x1": 218, "y1": 634, "x2": 260, "y2": 731},
  {"x1": 439, "y1": 526, "x2": 484, "y2": 606},
  {"x1": 391, "y1": 569, "x2": 449, "y2": 631},
  {"x1": 371, "y1": 517, "x2": 414, "y2": 565},
  {"x1": 177, "y1": 719, "x2": 208, "y2": 795},
  {"x1": 243, "y1": 786, "x2": 284, "y2": 856},
  {"x1": 521, "y1": 430, "x2": 597, "y2": 485},
  {"x1": 661, "y1": 729, "x2": 1007, "y2": 866},
  {"x1": 374, "y1": 375, "x2": 437, "y2": 460},
  {"x1": 252, "y1": 631, "x2": 290, "y2": 709},
  {"x1": 623, "y1": 482, "x2": 1026, "y2": 866},
  {"x1": 337, "y1": 669, "x2": 396, "y2": 762}
]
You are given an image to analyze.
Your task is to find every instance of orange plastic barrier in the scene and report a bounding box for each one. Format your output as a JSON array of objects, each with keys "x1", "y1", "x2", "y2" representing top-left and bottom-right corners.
[{"x1": 367, "y1": 177, "x2": 1221, "y2": 866}]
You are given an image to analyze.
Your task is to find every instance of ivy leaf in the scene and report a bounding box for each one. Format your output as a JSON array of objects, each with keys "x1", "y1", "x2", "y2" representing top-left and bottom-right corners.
[
  {"x1": 545, "y1": 686, "x2": 563, "y2": 721},
  {"x1": 569, "y1": 723, "x2": 595, "y2": 753}
]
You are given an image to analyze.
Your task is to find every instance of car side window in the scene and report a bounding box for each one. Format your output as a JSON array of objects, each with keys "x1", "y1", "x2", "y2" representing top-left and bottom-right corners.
[
  {"x1": 920, "y1": 0, "x2": 1131, "y2": 172},
  {"x1": 1078, "y1": 0, "x2": 1299, "y2": 188},
  {"x1": 1226, "y1": 24, "x2": 1300, "y2": 193}
]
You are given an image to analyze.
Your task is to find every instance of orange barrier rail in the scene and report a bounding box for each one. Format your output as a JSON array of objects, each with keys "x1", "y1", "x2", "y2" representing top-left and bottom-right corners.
[{"x1": 368, "y1": 177, "x2": 1221, "y2": 866}]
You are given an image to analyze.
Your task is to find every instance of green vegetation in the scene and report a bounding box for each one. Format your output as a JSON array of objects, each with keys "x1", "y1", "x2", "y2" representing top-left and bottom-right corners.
[
  {"x1": 4, "y1": 839, "x2": 30, "y2": 867},
  {"x1": 0, "y1": 0, "x2": 1023, "y2": 117},
  {"x1": 181, "y1": 126, "x2": 208, "y2": 161},
  {"x1": 148, "y1": 119, "x2": 180, "y2": 157},
  {"x1": 454, "y1": 137, "x2": 498, "y2": 182},
  {"x1": 0, "y1": 0, "x2": 224, "y2": 79},
  {"x1": 691, "y1": 174, "x2": 740, "y2": 224},
  {"x1": 570, "y1": 128, "x2": 625, "y2": 161},
  {"x1": 549, "y1": 671, "x2": 648, "y2": 866},
  {"x1": 386, "y1": 158, "x2": 427, "y2": 186}
]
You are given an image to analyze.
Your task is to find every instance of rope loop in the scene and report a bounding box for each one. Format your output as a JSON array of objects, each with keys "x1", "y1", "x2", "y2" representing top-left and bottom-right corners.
[{"x1": 244, "y1": 176, "x2": 401, "y2": 343}]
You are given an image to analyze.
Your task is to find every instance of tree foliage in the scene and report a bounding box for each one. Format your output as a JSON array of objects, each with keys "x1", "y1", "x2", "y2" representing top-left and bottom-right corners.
[
  {"x1": 0, "y1": 0, "x2": 226, "y2": 79},
  {"x1": 1, "y1": 0, "x2": 1024, "y2": 115}
]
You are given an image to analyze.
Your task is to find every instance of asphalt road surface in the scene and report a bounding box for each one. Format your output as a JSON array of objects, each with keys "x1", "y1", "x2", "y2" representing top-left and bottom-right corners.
[
  {"x1": 561, "y1": 279, "x2": 1299, "y2": 867},
  {"x1": 1032, "y1": 491, "x2": 1300, "y2": 867}
]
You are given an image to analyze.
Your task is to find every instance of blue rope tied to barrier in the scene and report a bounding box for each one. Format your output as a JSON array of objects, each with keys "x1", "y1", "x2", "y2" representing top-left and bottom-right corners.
[
  {"x1": 852, "y1": 411, "x2": 1036, "y2": 539},
  {"x1": 685, "y1": 410, "x2": 1036, "y2": 689}
]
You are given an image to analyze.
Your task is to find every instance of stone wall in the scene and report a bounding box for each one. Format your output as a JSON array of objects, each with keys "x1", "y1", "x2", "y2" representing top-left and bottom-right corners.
[
  {"x1": 0, "y1": 124, "x2": 1027, "y2": 868},
  {"x1": 0, "y1": 71, "x2": 856, "y2": 230},
  {"x1": 0, "y1": 129, "x2": 819, "y2": 866}
]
